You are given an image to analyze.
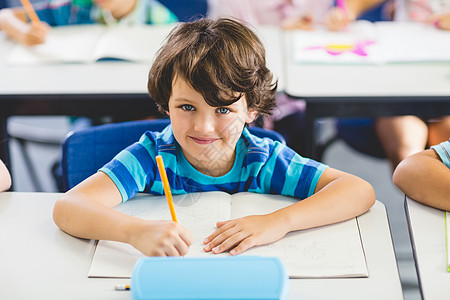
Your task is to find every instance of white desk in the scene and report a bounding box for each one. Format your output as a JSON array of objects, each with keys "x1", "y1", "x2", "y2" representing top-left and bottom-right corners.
[
  {"x1": 0, "y1": 25, "x2": 284, "y2": 95},
  {"x1": 405, "y1": 196, "x2": 450, "y2": 299},
  {"x1": 0, "y1": 192, "x2": 402, "y2": 299},
  {"x1": 0, "y1": 24, "x2": 284, "y2": 165},
  {"x1": 283, "y1": 26, "x2": 450, "y2": 158}
]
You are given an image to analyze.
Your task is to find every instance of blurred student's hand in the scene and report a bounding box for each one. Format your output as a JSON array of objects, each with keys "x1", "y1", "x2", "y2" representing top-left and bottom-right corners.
[
  {"x1": 129, "y1": 220, "x2": 192, "y2": 256},
  {"x1": 203, "y1": 214, "x2": 289, "y2": 255},
  {"x1": 22, "y1": 22, "x2": 50, "y2": 46},
  {"x1": 324, "y1": 7, "x2": 355, "y2": 31},
  {"x1": 281, "y1": 14, "x2": 314, "y2": 30},
  {"x1": 430, "y1": 13, "x2": 450, "y2": 31}
]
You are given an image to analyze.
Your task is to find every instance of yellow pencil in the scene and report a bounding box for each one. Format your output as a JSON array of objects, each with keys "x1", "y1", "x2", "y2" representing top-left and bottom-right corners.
[
  {"x1": 155, "y1": 155, "x2": 178, "y2": 223},
  {"x1": 18, "y1": 0, "x2": 41, "y2": 25}
]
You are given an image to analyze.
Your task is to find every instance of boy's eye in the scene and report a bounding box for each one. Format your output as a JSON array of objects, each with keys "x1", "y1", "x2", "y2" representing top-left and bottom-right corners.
[
  {"x1": 216, "y1": 107, "x2": 230, "y2": 114},
  {"x1": 181, "y1": 104, "x2": 195, "y2": 111}
]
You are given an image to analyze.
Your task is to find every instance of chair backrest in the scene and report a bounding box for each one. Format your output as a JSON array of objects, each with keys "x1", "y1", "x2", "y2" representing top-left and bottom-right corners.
[{"x1": 61, "y1": 119, "x2": 285, "y2": 191}]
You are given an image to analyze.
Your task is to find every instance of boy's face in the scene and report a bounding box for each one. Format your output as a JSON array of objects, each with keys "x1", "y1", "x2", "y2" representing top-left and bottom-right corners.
[{"x1": 167, "y1": 77, "x2": 257, "y2": 175}]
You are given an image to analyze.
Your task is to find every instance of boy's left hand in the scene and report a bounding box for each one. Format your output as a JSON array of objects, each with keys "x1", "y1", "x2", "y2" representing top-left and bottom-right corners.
[{"x1": 202, "y1": 214, "x2": 289, "y2": 255}]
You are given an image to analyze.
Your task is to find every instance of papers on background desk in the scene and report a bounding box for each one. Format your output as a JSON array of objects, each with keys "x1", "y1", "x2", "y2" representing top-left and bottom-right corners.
[
  {"x1": 6, "y1": 24, "x2": 175, "y2": 65},
  {"x1": 88, "y1": 192, "x2": 368, "y2": 279},
  {"x1": 292, "y1": 21, "x2": 450, "y2": 64}
]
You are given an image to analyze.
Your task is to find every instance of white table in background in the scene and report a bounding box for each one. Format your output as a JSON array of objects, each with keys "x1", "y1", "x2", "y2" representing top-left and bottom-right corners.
[{"x1": 283, "y1": 24, "x2": 450, "y2": 159}]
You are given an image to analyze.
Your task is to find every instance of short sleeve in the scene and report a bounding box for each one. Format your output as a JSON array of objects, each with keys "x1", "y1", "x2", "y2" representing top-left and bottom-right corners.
[
  {"x1": 431, "y1": 140, "x2": 450, "y2": 169},
  {"x1": 99, "y1": 132, "x2": 158, "y2": 202},
  {"x1": 258, "y1": 143, "x2": 328, "y2": 199}
]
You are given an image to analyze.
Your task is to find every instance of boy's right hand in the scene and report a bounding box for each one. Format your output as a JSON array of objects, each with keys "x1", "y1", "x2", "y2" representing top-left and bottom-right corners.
[
  {"x1": 129, "y1": 220, "x2": 192, "y2": 256},
  {"x1": 22, "y1": 22, "x2": 49, "y2": 46}
]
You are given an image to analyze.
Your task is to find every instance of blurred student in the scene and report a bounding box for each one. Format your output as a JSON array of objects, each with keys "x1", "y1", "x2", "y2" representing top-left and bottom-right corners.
[
  {"x1": 208, "y1": 0, "x2": 339, "y2": 30},
  {"x1": 393, "y1": 138, "x2": 450, "y2": 210},
  {"x1": 53, "y1": 18, "x2": 375, "y2": 257},
  {"x1": 0, "y1": 0, "x2": 177, "y2": 46},
  {"x1": 0, "y1": 159, "x2": 11, "y2": 192},
  {"x1": 327, "y1": 0, "x2": 450, "y2": 168}
]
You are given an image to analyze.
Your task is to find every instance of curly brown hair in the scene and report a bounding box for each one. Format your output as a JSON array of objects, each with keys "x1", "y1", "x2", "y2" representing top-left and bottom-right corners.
[{"x1": 148, "y1": 18, "x2": 277, "y2": 116}]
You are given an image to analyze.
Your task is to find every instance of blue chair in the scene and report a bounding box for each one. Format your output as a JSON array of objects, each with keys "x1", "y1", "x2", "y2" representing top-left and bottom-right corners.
[{"x1": 61, "y1": 119, "x2": 285, "y2": 191}]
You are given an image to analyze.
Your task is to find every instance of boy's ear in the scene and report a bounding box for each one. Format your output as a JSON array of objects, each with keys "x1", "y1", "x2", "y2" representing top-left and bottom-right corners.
[
  {"x1": 245, "y1": 109, "x2": 258, "y2": 124},
  {"x1": 165, "y1": 110, "x2": 170, "y2": 116}
]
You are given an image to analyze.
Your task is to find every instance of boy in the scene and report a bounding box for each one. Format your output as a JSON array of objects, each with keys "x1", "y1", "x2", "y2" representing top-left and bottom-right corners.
[
  {"x1": 393, "y1": 139, "x2": 450, "y2": 210},
  {"x1": 53, "y1": 18, "x2": 375, "y2": 257},
  {"x1": 0, "y1": 0, "x2": 176, "y2": 46}
]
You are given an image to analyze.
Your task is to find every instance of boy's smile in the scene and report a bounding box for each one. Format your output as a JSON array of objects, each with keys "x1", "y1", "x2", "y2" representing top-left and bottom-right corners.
[
  {"x1": 189, "y1": 136, "x2": 219, "y2": 145},
  {"x1": 167, "y1": 76, "x2": 257, "y2": 177}
]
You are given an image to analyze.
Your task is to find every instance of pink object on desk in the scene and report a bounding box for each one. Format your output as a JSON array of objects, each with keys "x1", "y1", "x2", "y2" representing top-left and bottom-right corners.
[{"x1": 304, "y1": 40, "x2": 375, "y2": 57}]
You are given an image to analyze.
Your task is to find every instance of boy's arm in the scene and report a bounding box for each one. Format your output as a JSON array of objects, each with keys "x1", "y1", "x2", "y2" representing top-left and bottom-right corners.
[
  {"x1": 0, "y1": 7, "x2": 49, "y2": 45},
  {"x1": 204, "y1": 168, "x2": 375, "y2": 255},
  {"x1": 53, "y1": 172, "x2": 192, "y2": 256},
  {"x1": 393, "y1": 149, "x2": 450, "y2": 210},
  {"x1": 0, "y1": 159, "x2": 11, "y2": 192}
]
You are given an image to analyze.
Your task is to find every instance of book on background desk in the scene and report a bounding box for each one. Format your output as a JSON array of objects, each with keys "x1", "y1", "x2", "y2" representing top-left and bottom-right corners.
[
  {"x1": 88, "y1": 192, "x2": 368, "y2": 279},
  {"x1": 6, "y1": 24, "x2": 174, "y2": 65},
  {"x1": 292, "y1": 21, "x2": 450, "y2": 64}
]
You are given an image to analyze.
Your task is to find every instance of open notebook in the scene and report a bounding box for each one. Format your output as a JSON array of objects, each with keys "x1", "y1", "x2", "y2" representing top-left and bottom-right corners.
[
  {"x1": 292, "y1": 21, "x2": 450, "y2": 64},
  {"x1": 88, "y1": 192, "x2": 368, "y2": 279},
  {"x1": 7, "y1": 24, "x2": 175, "y2": 65}
]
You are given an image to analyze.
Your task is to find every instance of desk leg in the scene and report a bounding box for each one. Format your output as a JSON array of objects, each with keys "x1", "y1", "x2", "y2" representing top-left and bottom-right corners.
[
  {"x1": 0, "y1": 117, "x2": 10, "y2": 164},
  {"x1": 304, "y1": 107, "x2": 318, "y2": 160},
  {"x1": 0, "y1": 117, "x2": 12, "y2": 188}
]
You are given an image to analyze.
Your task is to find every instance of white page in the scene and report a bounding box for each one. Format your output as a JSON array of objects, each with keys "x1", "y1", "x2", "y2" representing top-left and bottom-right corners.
[
  {"x1": 92, "y1": 24, "x2": 176, "y2": 63},
  {"x1": 292, "y1": 20, "x2": 380, "y2": 64},
  {"x1": 292, "y1": 21, "x2": 450, "y2": 65},
  {"x1": 88, "y1": 192, "x2": 230, "y2": 278},
  {"x1": 231, "y1": 193, "x2": 368, "y2": 278},
  {"x1": 376, "y1": 22, "x2": 450, "y2": 62},
  {"x1": 7, "y1": 25, "x2": 104, "y2": 65}
]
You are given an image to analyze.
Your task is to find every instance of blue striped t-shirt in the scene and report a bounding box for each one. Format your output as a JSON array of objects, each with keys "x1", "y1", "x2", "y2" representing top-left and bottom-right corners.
[
  {"x1": 431, "y1": 139, "x2": 450, "y2": 169},
  {"x1": 100, "y1": 125, "x2": 328, "y2": 202}
]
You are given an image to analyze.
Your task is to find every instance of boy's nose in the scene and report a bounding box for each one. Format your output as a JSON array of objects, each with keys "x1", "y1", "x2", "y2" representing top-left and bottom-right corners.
[{"x1": 193, "y1": 113, "x2": 215, "y2": 134}]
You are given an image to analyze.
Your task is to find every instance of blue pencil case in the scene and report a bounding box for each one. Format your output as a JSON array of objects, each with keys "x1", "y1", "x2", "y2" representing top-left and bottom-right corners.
[{"x1": 131, "y1": 256, "x2": 288, "y2": 300}]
